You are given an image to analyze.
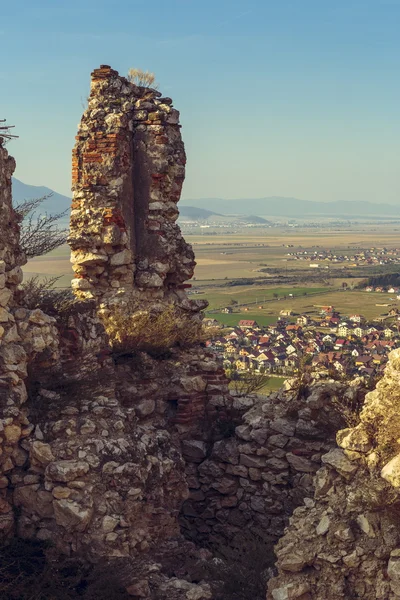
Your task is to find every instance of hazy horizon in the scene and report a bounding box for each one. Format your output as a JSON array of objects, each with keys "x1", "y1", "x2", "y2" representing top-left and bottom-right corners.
[
  {"x1": 12, "y1": 176, "x2": 400, "y2": 210},
  {"x1": 2, "y1": 0, "x2": 400, "y2": 204}
]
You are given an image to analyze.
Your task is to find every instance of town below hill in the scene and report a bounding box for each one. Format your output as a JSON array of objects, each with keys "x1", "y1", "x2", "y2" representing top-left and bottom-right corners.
[{"x1": 207, "y1": 304, "x2": 400, "y2": 382}]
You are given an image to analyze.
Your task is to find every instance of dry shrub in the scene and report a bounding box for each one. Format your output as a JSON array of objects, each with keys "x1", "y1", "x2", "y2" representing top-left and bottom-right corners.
[
  {"x1": 18, "y1": 276, "x2": 73, "y2": 313},
  {"x1": 104, "y1": 303, "x2": 212, "y2": 357},
  {"x1": 229, "y1": 372, "x2": 271, "y2": 397},
  {"x1": 306, "y1": 389, "x2": 366, "y2": 436},
  {"x1": 127, "y1": 67, "x2": 158, "y2": 89},
  {"x1": 329, "y1": 393, "x2": 365, "y2": 428},
  {"x1": 17, "y1": 276, "x2": 92, "y2": 324},
  {"x1": 27, "y1": 352, "x2": 114, "y2": 423},
  {"x1": 0, "y1": 120, "x2": 18, "y2": 143}
]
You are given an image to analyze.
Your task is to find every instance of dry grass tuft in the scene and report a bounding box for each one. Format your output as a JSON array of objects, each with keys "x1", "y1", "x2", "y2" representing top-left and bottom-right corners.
[
  {"x1": 104, "y1": 303, "x2": 215, "y2": 357},
  {"x1": 330, "y1": 394, "x2": 365, "y2": 428},
  {"x1": 17, "y1": 276, "x2": 93, "y2": 325},
  {"x1": 127, "y1": 68, "x2": 158, "y2": 89}
]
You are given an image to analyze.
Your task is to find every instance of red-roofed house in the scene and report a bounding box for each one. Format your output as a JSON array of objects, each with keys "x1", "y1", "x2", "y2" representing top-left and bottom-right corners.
[{"x1": 238, "y1": 320, "x2": 258, "y2": 328}]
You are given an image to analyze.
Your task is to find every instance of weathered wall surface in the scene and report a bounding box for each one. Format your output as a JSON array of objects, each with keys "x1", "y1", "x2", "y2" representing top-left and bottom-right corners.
[
  {"x1": 0, "y1": 68, "x2": 228, "y2": 598},
  {"x1": 268, "y1": 349, "x2": 400, "y2": 600},
  {"x1": 15, "y1": 339, "x2": 231, "y2": 559},
  {"x1": 70, "y1": 65, "x2": 202, "y2": 315},
  {"x1": 0, "y1": 138, "x2": 58, "y2": 538},
  {"x1": 181, "y1": 380, "x2": 364, "y2": 550}
]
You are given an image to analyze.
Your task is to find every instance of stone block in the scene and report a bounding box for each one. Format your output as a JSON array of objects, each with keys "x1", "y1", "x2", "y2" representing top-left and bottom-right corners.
[
  {"x1": 46, "y1": 460, "x2": 90, "y2": 482},
  {"x1": 239, "y1": 454, "x2": 266, "y2": 468},
  {"x1": 53, "y1": 499, "x2": 93, "y2": 532},
  {"x1": 321, "y1": 448, "x2": 358, "y2": 480},
  {"x1": 271, "y1": 583, "x2": 311, "y2": 600},
  {"x1": 382, "y1": 454, "x2": 400, "y2": 488},
  {"x1": 182, "y1": 440, "x2": 207, "y2": 463}
]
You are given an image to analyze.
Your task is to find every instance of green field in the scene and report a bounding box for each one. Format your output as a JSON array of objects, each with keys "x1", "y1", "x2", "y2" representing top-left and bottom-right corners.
[
  {"x1": 229, "y1": 376, "x2": 287, "y2": 394},
  {"x1": 202, "y1": 286, "x2": 331, "y2": 311},
  {"x1": 208, "y1": 290, "x2": 398, "y2": 327},
  {"x1": 262, "y1": 377, "x2": 287, "y2": 392},
  {"x1": 259, "y1": 290, "x2": 397, "y2": 322}
]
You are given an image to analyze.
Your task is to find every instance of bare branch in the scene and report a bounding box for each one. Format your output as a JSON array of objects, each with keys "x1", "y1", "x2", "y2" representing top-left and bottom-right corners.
[
  {"x1": 0, "y1": 119, "x2": 18, "y2": 142},
  {"x1": 14, "y1": 193, "x2": 53, "y2": 220},
  {"x1": 230, "y1": 372, "x2": 270, "y2": 397},
  {"x1": 13, "y1": 193, "x2": 68, "y2": 258}
]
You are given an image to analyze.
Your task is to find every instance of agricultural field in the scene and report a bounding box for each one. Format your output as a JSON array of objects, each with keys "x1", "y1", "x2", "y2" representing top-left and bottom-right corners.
[
  {"x1": 23, "y1": 244, "x2": 72, "y2": 288},
  {"x1": 22, "y1": 224, "x2": 400, "y2": 326},
  {"x1": 229, "y1": 375, "x2": 287, "y2": 394},
  {"x1": 200, "y1": 285, "x2": 331, "y2": 311},
  {"x1": 261, "y1": 377, "x2": 287, "y2": 392},
  {"x1": 209, "y1": 290, "x2": 399, "y2": 328}
]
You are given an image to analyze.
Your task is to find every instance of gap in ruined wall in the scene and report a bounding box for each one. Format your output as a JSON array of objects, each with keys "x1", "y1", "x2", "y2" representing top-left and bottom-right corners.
[
  {"x1": 120, "y1": 130, "x2": 136, "y2": 259},
  {"x1": 132, "y1": 126, "x2": 154, "y2": 269},
  {"x1": 166, "y1": 398, "x2": 179, "y2": 420}
]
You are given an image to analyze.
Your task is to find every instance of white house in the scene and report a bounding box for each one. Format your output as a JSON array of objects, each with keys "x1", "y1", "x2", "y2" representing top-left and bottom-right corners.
[
  {"x1": 349, "y1": 315, "x2": 362, "y2": 323},
  {"x1": 337, "y1": 324, "x2": 349, "y2": 336}
]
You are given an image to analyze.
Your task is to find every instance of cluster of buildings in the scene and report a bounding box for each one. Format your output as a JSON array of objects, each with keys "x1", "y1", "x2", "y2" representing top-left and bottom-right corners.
[
  {"x1": 206, "y1": 306, "x2": 400, "y2": 379},
  {"x1": 365, "y1": 285, "x2": 400, "y2": 294},
  {"x1": 286, "y1": 247, "x2": 400, "y2": 267}
]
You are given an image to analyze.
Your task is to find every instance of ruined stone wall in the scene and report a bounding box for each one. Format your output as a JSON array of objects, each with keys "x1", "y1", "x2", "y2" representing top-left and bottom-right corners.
[
  {"x1": 0, "y1": 138, "x2": 58, "y2": 538},
  {"x1": 0, "y1": 71, "x2": 229, "y2": 598},
  {"x1": 13, "y1": 321, "x2": 218, "y2": 597},
  {"x1": 13, "y1": 334, "x2": 231, "y2": 558},
  {"x1": 70, "y1": 65, "x2": 203, "y2": 315},
  {"x1": 268, "y1": 349, "x2": 400, "y2": 600},
  {"x1": 180, "y1": 380, "x2": 364, "y2": 550},
  {"x1": 0, "y1": 138, "x2": 25, "y2": 536}
]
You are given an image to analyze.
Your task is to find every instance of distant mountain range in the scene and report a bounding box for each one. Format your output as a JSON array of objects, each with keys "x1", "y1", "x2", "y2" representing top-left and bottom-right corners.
[
  {"x1": 11, "y1": 178, "x2": 400, "y2": 220},
  {"x1": 180, "y1": 206, "x2": 220, "y2": 220},
  {"x1": 181, "y1": 197, "x2": 400, "y2": 218},
  {"x1": 179, "y1": 206, "x2": 270, "y2": 224},
  {"x1": 12, "y1": 178, "x2": 71, "y2": 214}
]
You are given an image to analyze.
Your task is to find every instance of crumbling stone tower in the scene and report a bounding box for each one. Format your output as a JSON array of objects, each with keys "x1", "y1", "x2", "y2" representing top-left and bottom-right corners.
[
  {"x1": 70, "y1": 65, "x2": 204, "y2": 315},
  {"x1": 0, "y1": 136, "x2": 58, "y2": 540}
]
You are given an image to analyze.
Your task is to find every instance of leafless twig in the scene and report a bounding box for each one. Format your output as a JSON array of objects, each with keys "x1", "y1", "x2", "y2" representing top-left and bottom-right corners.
[{"x1": 14, "y1": 193, "x2": 68, "y2": 258}]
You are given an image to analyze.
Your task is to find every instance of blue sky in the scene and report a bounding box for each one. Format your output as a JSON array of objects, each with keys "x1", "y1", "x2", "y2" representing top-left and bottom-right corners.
[{"x1": 1, "y1": 0, "x2": 400, "y2": 204}]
